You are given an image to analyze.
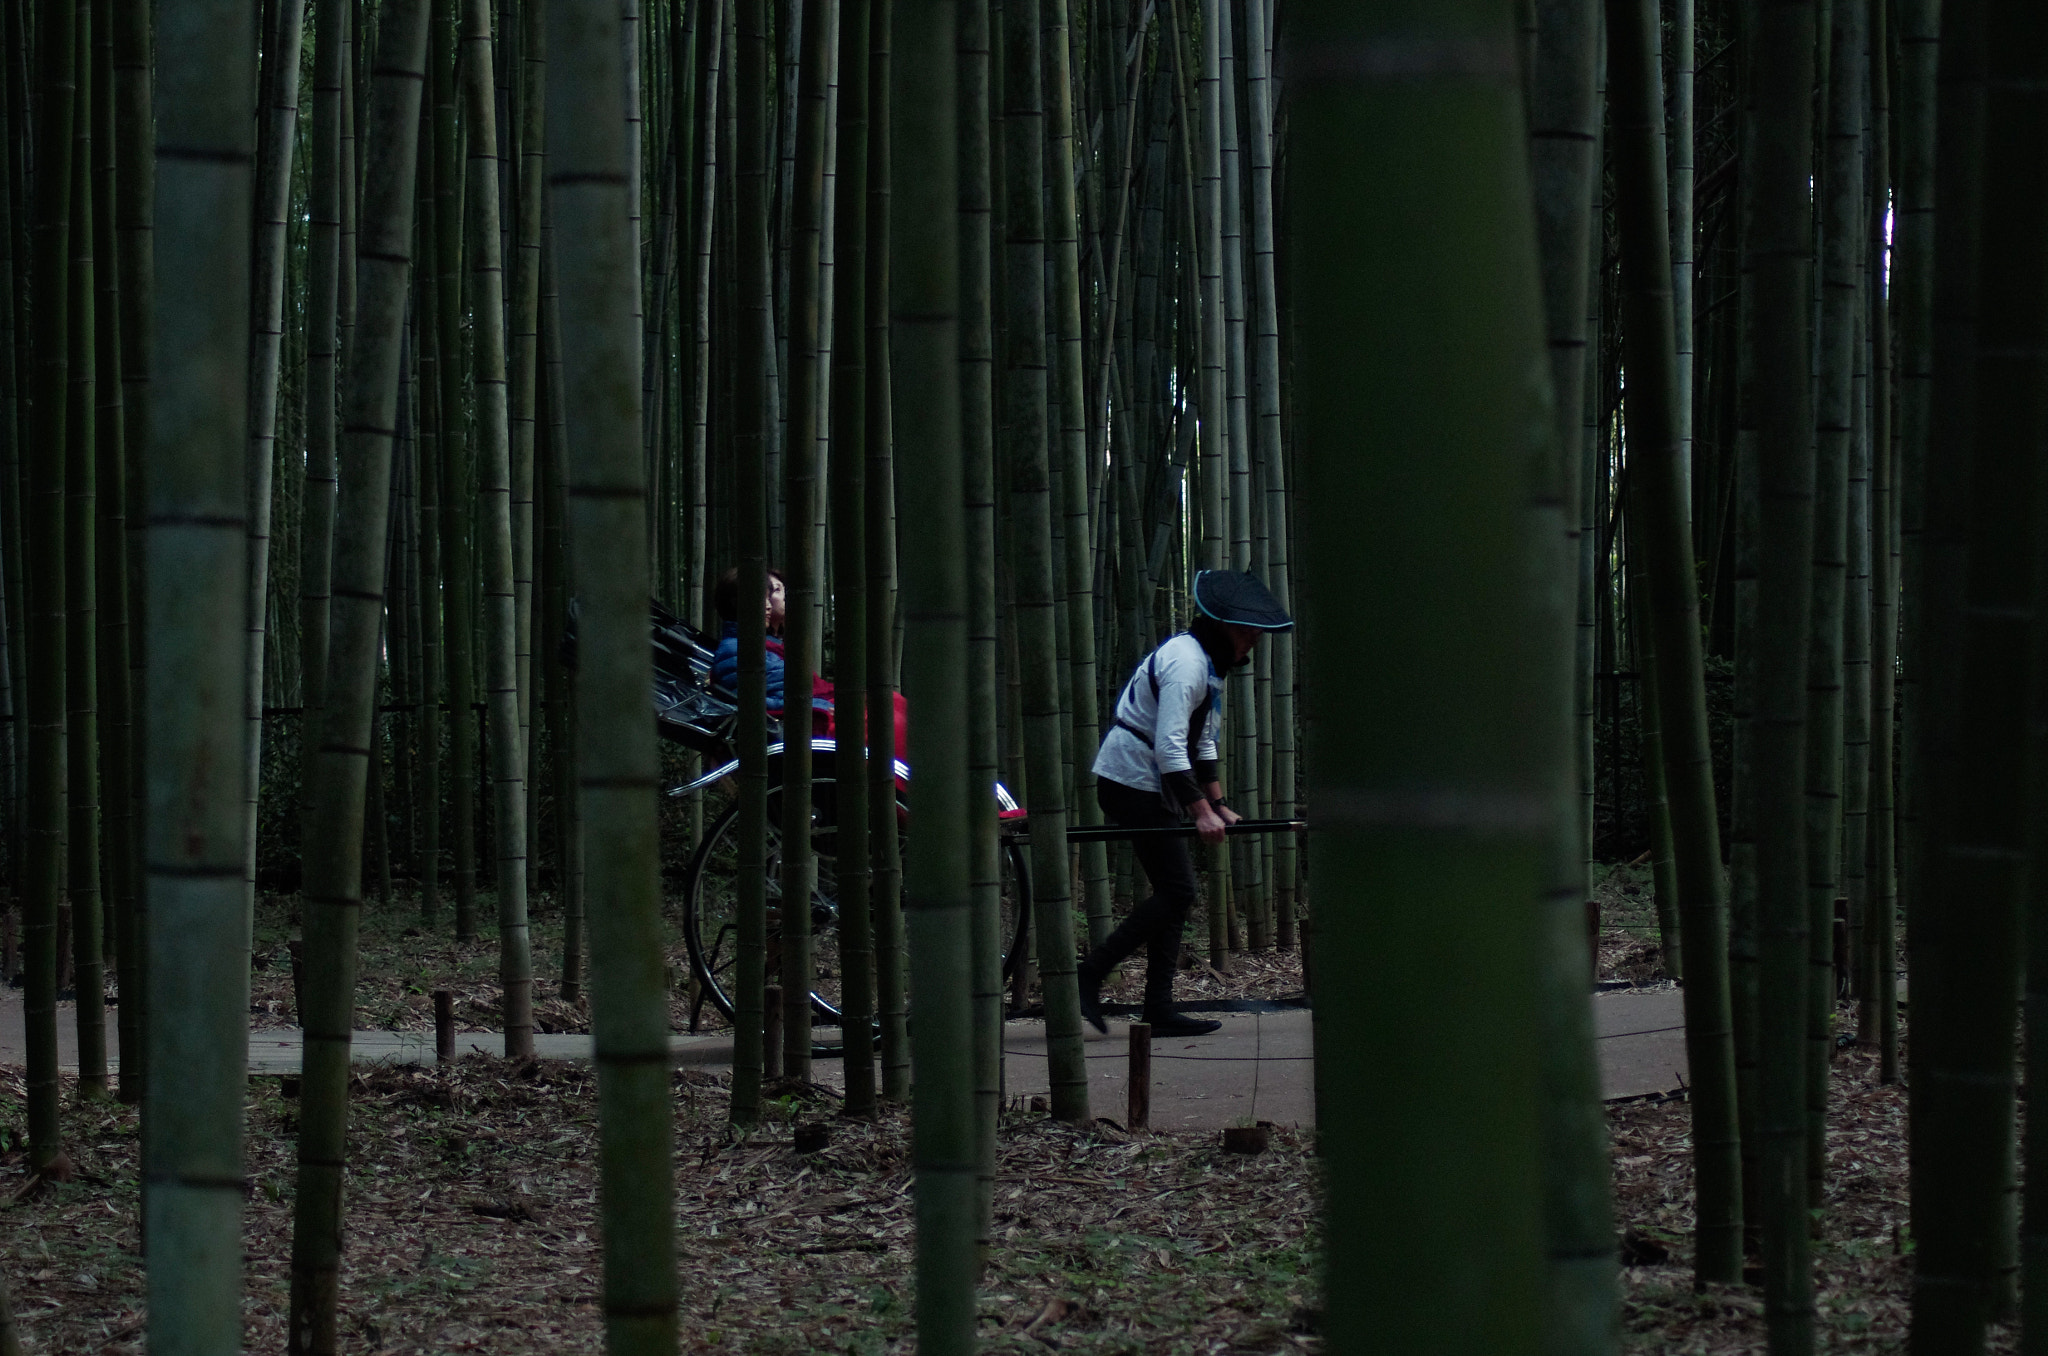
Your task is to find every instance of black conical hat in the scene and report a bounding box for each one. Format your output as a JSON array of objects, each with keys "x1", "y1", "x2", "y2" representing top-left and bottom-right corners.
[{"x1": 1193, "y1": 570, "x2": 1293, "y2": 631}]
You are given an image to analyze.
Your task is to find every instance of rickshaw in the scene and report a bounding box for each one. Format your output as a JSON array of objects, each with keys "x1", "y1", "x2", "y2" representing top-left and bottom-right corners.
[{"x1": 643, "y1": 602, "x2": 1032, "y2": 1027}]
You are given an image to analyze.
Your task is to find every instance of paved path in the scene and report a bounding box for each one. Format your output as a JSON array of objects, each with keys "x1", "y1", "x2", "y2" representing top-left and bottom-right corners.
[{"x1": 1, "y1": 986, "x2": 1692, "y2": 1132}]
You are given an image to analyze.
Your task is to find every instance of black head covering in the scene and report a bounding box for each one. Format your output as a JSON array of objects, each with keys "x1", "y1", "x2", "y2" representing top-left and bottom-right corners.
[{"x1": 1192, "y1": 569, "x2": 1293, "y2": 631}]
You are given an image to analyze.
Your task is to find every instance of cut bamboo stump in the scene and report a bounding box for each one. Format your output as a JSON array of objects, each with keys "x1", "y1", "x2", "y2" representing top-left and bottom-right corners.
[
  {"x1": 1222, "y1": 1124, "x2": 1271, "y2": 1154},
  {"x1": 434, "y1": 989, "x2": 455, "y2": 1064},
  {"x1": 1127, "y1": 1023, "x2": 1151, "y2": 1130}
]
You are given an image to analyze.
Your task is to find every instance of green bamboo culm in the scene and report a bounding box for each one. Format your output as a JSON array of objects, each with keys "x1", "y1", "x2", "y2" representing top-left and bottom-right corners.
[
  {"x1": 778, "y1": 0, "x2": 836, "y2": 1080},
  {"x1": 860, "y1": 0, "x2": 909, "y2": 1097},
  {"x1": 110, "y1": 0, "x2": 154, "y2": 1106},
  {"x1": 66, "y1": 0, "x2": 110, "y2": 1101},
  {"x1": 2009, "y1": 2, "x2": 2048, "y2": 1347},
  {"x1": 868, "y1": 0, "x2": 910, "y2": 1102},
  {"x1": 999, "y1": 0, "x2": 1088, "y2": 1125},
  {"x1": 299, "y1": 0, "x2": 347, "y2": 882},
  {"x1": 1605, "y1": 0, "x2": 1743, "y2": 1287},
  {"x1": 1293, "y1": 1, "x2": 1548, "y2": 1350},
  {"x1": 546, "y1": 0, "x2": 681, "y2": 1339},
  {"x1": 1527, "y1": 0, "x2": 1617, "y2": 1349},
  {"x1": 143, "y1": 0, "x2": 256, "y2": 1330},
  {"x1": 243, "y1": 0, "x2": 309, "y2": 919},
  {"x1": 957, "y1": 0, "x2": 1006, "y2": 1256},
  {"x1": 2018, "y1": 25, "x2": 2048, "y2": 1332},
  {"x1": 1862, "y1": 0, "x2": 1900, "y2": 1086},
  {"x1": 90, "y1": 0, "x2": 140, "y2": 1112},
  {"x1": 461, "y1": 0, "x2": 535, "y2": 1061},
  {"x1": 1806, "y1": 0, "x2": 1867, "y2": 1197},
  {"x1": 1906, "y1": 0, "x2": 1995, "y2": 1347},
  {"x1": 831, "y1": 0, "x2": 878, "y2": 1118},
  {"x1": 284, "y1": 0, "x2": 432, "y2": 1346},
  {"x1": 892, "y1": 0, "x2": 979, "y2": 1341},
  {"x1": 1041, "y1": 0, "x2": 1108, "y2": 951},
  {"x1": 1743, "y1": 0, "x2": 1822, "y2": 1347},
  {"x1": 431, "y1": 8, "x2": 482, "y2": 942},
  {"x1": 1918, "y1": 0, "x2": 2036, "y2": 1347},
  {"x1": 23, "y1": 0, "x2": 80, "y2": 1174},
  {"x1": 728, "y1": 0, "x2": 772, "y2": 1128}
]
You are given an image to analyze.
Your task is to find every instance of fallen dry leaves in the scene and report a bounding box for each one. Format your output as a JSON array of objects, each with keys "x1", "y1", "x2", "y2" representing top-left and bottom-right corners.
[
  {"x1": 0, "y1": 1059, "x2": 1319, "y2": 1354},
  {"x1": 1609, "y1": 1013, "x2": 2007, "y2": 1354}
]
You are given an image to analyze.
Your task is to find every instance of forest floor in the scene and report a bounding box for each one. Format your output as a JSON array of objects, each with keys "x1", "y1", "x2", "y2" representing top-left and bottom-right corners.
[
  {"x1": 0, "y1": 1061, "x2": 1319, "y2": 1355},
  {"x1": 1606, "y1": 1035, "x2": 1992, "y2": 1354},
  {"x1": 243, "y1": 889, "x2": 1309, "y2": 1040},
  {"x1": 6, "y1": 870, "x2": 1947, "y2": 1353}
]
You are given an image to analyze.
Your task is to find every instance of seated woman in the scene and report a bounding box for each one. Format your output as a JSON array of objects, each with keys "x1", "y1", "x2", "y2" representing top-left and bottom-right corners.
[{"x1": 710, "y1": 565, "x2": 906, "y2": 760}]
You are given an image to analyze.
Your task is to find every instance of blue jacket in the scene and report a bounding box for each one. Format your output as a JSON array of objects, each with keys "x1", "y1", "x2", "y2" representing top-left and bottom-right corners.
[{"x1": 712, "y1": 622, "x2": 788, "y2": 709}]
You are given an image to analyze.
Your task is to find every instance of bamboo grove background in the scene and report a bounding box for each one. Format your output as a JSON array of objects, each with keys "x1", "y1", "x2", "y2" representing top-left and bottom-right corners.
[{"x1": 0, "y1": 0, "x2": 2046, "y2": 1351}]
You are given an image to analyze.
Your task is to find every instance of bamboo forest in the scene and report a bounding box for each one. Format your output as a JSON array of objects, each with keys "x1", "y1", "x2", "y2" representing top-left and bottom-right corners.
[{"x1": 2, "y1": 0, "x2": 2047, "y2": 1350}]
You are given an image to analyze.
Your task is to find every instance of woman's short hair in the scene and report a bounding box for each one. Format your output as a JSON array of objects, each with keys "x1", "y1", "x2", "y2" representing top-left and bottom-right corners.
[{"x1": 713, "y1": 565, "x2": 785, "y2": 622}]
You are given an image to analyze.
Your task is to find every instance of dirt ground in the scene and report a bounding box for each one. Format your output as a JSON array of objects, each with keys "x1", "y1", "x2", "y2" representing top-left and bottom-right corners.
[
  {"x1": 1607, "y1": 1029, "x2": 1997, "y2": 1354},
  {"x1": 0, "y1": 1063, "x2": 1319, "y2": 1355},
  {"x1": 8, "y1": 875, "x2": 1944, "y2": 1353}
]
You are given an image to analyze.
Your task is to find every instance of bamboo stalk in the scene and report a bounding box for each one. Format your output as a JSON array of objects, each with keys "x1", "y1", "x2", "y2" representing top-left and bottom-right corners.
[
  {"x1": 66, "y1": 0, "x2": 108, "y2": 1098},
  {"x1": 1000, "y1": 0, "x2": 1088, "y2": 1125},
  {"x1": 831, "y1": 0, "x2": 876, "y2": 1116},
  {"x1": 1606, "y1": 0, "x2": 1742, "y2": 1287},
  {"x1": 546, "y1": 0, "x2": 680, "y2": 1338},
  {"x1": 1293, "y1": 1, "x2": 1550, "y2": 1344},
  {"x1": 461, "y1": 0, "x2": 534, "y2": 1060},
  {"x1": 730, "y1": 0, "x2": 773, "y2": 1128},
  {"x1": 143, "y1": 0, "x2": 256, "y2": 1330},
  {"x1": 23, "y1": 0, "x2": 77, "y2": 1172},
  {"x1": 891, "y1": 0, "x2": 979, "y2": 1341}
]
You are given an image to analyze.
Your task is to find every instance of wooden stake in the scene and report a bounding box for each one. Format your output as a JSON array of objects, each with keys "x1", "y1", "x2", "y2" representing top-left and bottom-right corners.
[
  {"x1": 433, "y1": 989, "x2": 454, "y2": 1064},
  {"x1": 1127, "y1": 1022, "x2": 1151, "y2": 1130}
]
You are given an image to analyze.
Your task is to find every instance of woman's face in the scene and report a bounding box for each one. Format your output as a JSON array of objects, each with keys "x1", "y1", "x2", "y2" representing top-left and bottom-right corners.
[{"x1": 767, "y1": 576, "x2": 787, "y2": 628}]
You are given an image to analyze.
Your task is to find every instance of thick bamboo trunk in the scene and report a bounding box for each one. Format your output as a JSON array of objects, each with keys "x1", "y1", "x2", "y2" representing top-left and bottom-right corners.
[
  {"x1": 1528, "y1": 1, "x2": 1616, "y2": 1349},
  {"x1": 894, "y1": 0, "x2": 978, "y2": 1339},
  {"x1": 1915, "y1": 2, "x2": 2035, "y2": 1346},
  {"x1": 1294, "y1": 1, "x2": 1550, "y2": 1346},
  {"x1": 1744, "y1": 0, "x2": 1823, "y2": 1346},
  {"x1": 284, "y1": 0, "x2": 431, "y2": 1346},
  {"x1": 143, "y1": 0, "x2": 256, "y2": 1334},
  {"x1": 546, "y1": 0, "x2": 680, "y2": 1339}
]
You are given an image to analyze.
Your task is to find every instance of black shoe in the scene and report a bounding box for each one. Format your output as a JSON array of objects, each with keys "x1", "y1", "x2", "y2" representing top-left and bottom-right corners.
[
  {"x1": 1143, "y1": 1012, "x2": 1221, "y2": 1038},
  {"x1": 1077, "y1": 968, "x2": 1108, "y2": 1035}
]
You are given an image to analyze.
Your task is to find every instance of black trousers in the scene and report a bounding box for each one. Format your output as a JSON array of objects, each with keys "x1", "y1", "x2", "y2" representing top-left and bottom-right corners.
[{"x1": 1086, "y1": 778, "x2": 1200, "y2": 1006}]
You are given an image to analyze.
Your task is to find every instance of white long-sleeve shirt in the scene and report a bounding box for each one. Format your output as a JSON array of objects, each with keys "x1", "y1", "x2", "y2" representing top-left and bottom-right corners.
[{"x1": 1092, "y1": 632, "x2": 1224, "y2": 796}]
